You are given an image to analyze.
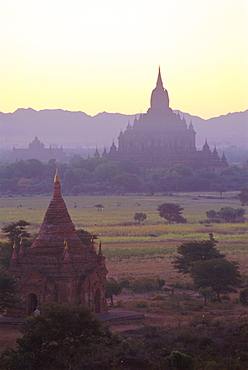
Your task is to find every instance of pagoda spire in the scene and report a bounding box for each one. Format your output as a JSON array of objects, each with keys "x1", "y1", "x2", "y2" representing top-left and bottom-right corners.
[
  {"x1": 19, "y1": 236, "x2": 25, "y2": 256},
  {"x1": 98, "y1": 240, "x2": 102, "y2": 257},
  {"x1": 11, "y1": 241, "x2": 18, "y2": 260},
  {"x1": 150, "y1": 66, "x2": 169, "y2": 109},
  {"x1": 62, "y1": 239, "x2": 70, "y2": 261},
  {"x1": 91, "y1": 236, "x2": 95, "y2": 251},
  {"x1": 156, "y1": 66, "x2": 164, "y2": 89},
  {"x1": 54, "y1": 164, "x2": 60, "y2": 183}
]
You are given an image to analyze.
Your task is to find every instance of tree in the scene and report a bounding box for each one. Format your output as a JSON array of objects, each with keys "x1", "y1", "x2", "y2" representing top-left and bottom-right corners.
[
  {"x1": 206, "y1": 207, "x2": 246, "y2": 223},
  {"x1": 238, "y1": 187, "x2": 248, "y2": 206},
  {"x1": 172, "y1": 235, "x2": 224, "y2": 274},
  {"x1": 211, "y1": 183, "x2": 227, "y2": 197},
  {"x1": 134, "y1": 212, "x2": 147, "y2": 224},
  {"x1": 1, "y1": 220, "x2": 33, "y2": 268},
  {"x1": 191, "y1": 258, "x2": 242, "y2": 300},
  {"x1": 76, "y1": 229, "x2": 98, "y2": 247},
  {"x1": 0, "y1": 269, "x2": 19, "y2": 314},
  {"x1": 1, "y1": 303, "x2": 108, "y2": 369},
  {"x1": 94, "y1": 203, "x2": 104, "y2": 211},
  {"x1": 105, "y1": 278, "x2": 123, "y2": 306},
  {"x1": 114, "y1": 173, "x2": 145, "y2": 193},
  {"x1": 2, "y1": 220, "x2": 30, "y2": 244},
  {"x1": 239, "y1": 287, "x2": 248, "y2": 307},
  {"x1": 198, "y1": 287, "x2": 216, "y2": 306},
  {"x1": 157, "y1": 203, "x2": 187, "y2": 224}
]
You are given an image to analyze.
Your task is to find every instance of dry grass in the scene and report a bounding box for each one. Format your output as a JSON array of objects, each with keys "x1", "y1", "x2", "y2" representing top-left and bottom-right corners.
[{"x1": 0, "y1": 193, "x2": 247, "y2": 279}]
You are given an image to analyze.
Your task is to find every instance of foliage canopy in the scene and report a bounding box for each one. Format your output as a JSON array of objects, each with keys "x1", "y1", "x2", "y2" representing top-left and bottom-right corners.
[
  {"x1": 157, "y1": 203, "x2": 187, "y2": 224},
  {"x1": 0, "y1": 269, "x2": 19, "y2": 314},
  {"x1": 106, "y1": 278, "x2": 123, "y2": 306},
  {"x1": 238, "y1": 187, "x2": 248, "y2": 206},
  {"x1": 172, "y1": 235, "x2": 224, "y2": 274},
  {"x1": 0, "y1": 303, "x2": 109, "y2": 369},
  {"x1": 2, "y1": 220, "x2": 30, "y2": 243},
  {"x1": 191, "y1": 258, "x2": 242, "y2": 299},
  {"x1": 205, "y1": 207, "x2": 246, "y2": 223},
  {"x1": 134, "y1": 212, "x2": 147, "y2": 224}
]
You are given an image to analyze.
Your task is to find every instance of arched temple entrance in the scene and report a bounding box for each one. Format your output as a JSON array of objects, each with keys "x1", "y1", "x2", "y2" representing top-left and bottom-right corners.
[
  {"x1": 27, "y1": 293, "x2": 38, "y2": 315},
  {"x1": 94, "y1": 289, "x2": 101, "y2": 313}
]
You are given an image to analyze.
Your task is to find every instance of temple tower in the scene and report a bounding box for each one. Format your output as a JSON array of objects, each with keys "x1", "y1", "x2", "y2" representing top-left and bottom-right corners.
[
  {"x1": 150, "y1": 67, "x2": 169, "y2": 109},
  {"x1": 9, "y1": 167, "x2": 108, "y2": 316}
]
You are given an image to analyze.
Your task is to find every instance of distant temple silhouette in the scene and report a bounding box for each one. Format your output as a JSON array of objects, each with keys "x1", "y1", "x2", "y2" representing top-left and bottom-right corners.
[
  {"x1": 106, "y1": 68, "x2": 228, "y2": 172},
  {"x1": 11, "y1": 136, "x2": 65, "y2": 163}
]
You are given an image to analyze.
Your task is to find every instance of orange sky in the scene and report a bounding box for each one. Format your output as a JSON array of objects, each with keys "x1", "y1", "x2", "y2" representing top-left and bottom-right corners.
[{"x1": 0, "y1": 0, "x2": 247, "y2": 119}]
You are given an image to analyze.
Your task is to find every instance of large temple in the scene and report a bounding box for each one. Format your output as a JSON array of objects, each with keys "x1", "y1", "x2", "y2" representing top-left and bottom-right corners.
[
  {"x1": 107, "y1": 68, "x2": 228, "y2": 173},
  {"x1": 8, "y1": 168, "x2": 108, "y2": 316}
]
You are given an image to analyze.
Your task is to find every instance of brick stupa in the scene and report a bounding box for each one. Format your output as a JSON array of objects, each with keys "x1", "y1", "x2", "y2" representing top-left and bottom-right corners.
[{"x1": 9, "y1": 167, "x2": 108, "y2": 316}]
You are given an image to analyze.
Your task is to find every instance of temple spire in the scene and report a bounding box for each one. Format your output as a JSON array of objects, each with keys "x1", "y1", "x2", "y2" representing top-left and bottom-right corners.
[
  {"x1": 54, "y1": 164, "x2": 60, "y2": 183},
  {"x1": 91, "y1": 237, "x2": 95, "y2": 251},
  {"x1": 11, "y1": 241, "x2": 18, "y2": 260},
  {"x1": 98, "y1": 240, "x2": 102, "y2": 257},
  {"x1": 62, "y1": 239, "x2": 70, "y2": 261},
  {"x1": 156, "y1": 66, "x2": 163, "y2": 89},
  {"x1": 150, "y1": 66, "x2": 169, "y2": 109},
  {"x1": 19, "y1": 237, "x2": 25, "y2": 256}
]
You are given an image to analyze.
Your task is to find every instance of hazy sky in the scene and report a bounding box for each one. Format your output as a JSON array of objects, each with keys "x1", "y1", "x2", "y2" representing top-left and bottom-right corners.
[{"x1": 0, "y1": 0, "x2": 247, "y2": 119}]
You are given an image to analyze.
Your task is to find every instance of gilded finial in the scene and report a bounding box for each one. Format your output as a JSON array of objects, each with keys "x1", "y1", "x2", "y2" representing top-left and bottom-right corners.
[
  {"x1": 91, "y1": 237, "x2": 95, "y2": 250},
  {"x1": 98, "y1": 240, "x2": 102, "y2": 256},
  {"x1": 11, "y1": 241, "x2": 18, "y2": 260},
  {"x1": 64, "y1": 239, "x2": 69, "y2": 250},
  {"x1": 54, "y1": 163, "x2": 60, "y2": 183}
]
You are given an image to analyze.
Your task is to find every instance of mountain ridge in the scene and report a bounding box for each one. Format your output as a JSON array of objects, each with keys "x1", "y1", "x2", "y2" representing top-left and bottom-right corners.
[{"x1": 0, "y1": 108, "x2": 247, "y2": 149}]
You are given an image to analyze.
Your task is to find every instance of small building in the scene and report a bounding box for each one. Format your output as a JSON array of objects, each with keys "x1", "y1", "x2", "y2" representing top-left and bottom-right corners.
[
  {"x1": 8, "y1": 168, "x2": 108, "y2": 316},
  {"x1": 11, "y1": 136, "x2": 65, "y2": 163}
]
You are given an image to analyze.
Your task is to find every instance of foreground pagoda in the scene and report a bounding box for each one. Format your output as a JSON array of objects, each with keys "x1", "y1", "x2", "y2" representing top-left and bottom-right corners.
[{"x1": 9, "y1": 168, "x2": 108, "y2": 316}]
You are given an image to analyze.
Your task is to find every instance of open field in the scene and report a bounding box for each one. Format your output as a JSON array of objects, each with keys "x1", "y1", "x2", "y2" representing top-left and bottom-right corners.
[{"x1": 1, "y1": 192, "x2": 247, "y2": 279}]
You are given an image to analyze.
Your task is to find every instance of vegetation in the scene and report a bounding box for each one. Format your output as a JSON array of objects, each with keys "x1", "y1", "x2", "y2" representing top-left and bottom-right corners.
[
  {"x1": 239, "y1": 287, "x2": 248, "y2": 307},
  {"x1": 2, "y1": 220, "x2": 31, "y2": 243},
  {"x1": 172, "y1": 234, "x2": 224, "y2": 274},
  {"x1": 75, "y1": 229, "x2": 97, "y2": 246},
  {"x1": 0, "y1": 269, "x2": 19, "y2": 314},
  {"x1": 0, "y1": 220, "x2": 33, "y2": 268},
  {"x1": 157, "y1": 203, "x2": 187, "y2": 224},
  {"x1": 105, "y1": 278, "x2": 123, "y2": 306},
  {"x1": 94, "y1": 203, "x2": 104, "y2": 211},
  {"x1": 1, "y1": 301, "x2": 248, "y2": 369},
  {"x1": 205, "y1": 206, "x2": 246, "y2": 223},
  {"x1": 0, "y1": 188, "x2": 248, "y2": 367},
  {"x1": 0, "y1": 158, "x2": 248, "y2": 195},
  {"x1": 238, "y1": 187, "x2": 248, "y2": 206},
  {"x1": 133, "y1": 212, "x2": 147, "y2": 224},
  {"x1": 0, "y1": 303, "x2": 110, "y2": 370},
  {"x1": 172, "y1": 234, "x2": 242, "y2": 300},
  {"x1": 191, "y1": 258, "x2": 242, "y2": 300}
]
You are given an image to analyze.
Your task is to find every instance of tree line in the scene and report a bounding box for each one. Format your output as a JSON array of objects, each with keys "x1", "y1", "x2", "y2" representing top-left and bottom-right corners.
[{"x1": 0, "y1": 156, "x2": 248, "y2": 195}]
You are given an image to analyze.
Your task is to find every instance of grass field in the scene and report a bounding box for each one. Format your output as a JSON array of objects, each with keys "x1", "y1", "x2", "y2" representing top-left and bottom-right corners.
[{"x1": 1, "y1": 192, "x2": 247, "y2": 279}]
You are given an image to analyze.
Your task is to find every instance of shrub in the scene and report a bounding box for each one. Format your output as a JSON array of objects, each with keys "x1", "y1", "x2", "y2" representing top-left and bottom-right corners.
[
  {"x1": 164, "y1": 351, "x2": 194, "y2": 369},
  {"x1": 239, "y1": 287, "x2": 248, "y2": 307},
  {"x1": 129, "y1": 275, "x2": 164, "y2": 293}
]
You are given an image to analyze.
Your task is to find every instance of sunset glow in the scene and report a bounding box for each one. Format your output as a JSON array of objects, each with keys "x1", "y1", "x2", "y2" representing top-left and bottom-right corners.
[{"x1": 0, "y1": 0, "x2": 247, "y2": 119}]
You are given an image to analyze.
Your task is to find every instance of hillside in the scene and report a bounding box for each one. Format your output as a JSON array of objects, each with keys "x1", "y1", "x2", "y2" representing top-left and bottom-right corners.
[{"x1": 0, "y1": 108, "x2": 247, "y2": 150}]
